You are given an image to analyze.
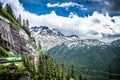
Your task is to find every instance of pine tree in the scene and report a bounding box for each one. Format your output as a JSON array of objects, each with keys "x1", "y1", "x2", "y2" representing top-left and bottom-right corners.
[
  {"x1": 66, "y1": 69, "x2": 70, "y2": 80},
  {"x1": 5, "y1": 3, "x2": 14, "y2": 17},
  {"x1": 22, "y1": 54, "x2": 31, "y2": 71},
  {"x1": 26, "y1": 19, "x2": 29, "y2": 27},
  {"x1": 25, "y1": 19, "x2": 29, "y2": 31},
  {"x1": 79, "y1": 73, "x2": 83, "y2": 80},
  {"x1": 22, "y1": 19, "x2": 30, "y2": 36},
  {"x1": 0, "y1": 1, "x2": 2, "y2": 11},
  {"x1": 38, "y1": 41, "x2": 42, "y2": 50},
  {"x1": 61, "y1": 61, "x2": 66, "y2": 80},
  {"x1": 70, "y1": 62, "x2": 76, "y2": 79},
  {"x1": 44, "y1": 55, "x2": 50, "y2": 80},
  {"x1": 23, "y1": 19, "x2": 26, "y2": 27},
  {"x1": 17, "y1": 14, "x2": 21, "y2": 25},
  {"x1": 56, "y1": 64, "x2": 61, "y2": 80},
  {"x1": 37, "y1": 53, "x2": 74, "y2": 80},
  {"x1": 38, "y1": 55, "x2": 43, "y2": 79}
]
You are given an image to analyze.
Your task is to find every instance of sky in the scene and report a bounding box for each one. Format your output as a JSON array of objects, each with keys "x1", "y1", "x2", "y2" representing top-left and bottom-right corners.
[
  {"x1": 1, "y1": 0, "x2": 120, "y2": 41},
  {"x1": 18, "y1": 0, "x2": 120, "y2": 16}
]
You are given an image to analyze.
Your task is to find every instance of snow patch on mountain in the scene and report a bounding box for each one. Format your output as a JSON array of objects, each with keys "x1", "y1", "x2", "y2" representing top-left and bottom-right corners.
[
  {"x1": 30, "y1": 26, "x2": 81, "y2": 51},
  {"x1": 30, "y1": 26, "x2": 113, "y2": 51}
]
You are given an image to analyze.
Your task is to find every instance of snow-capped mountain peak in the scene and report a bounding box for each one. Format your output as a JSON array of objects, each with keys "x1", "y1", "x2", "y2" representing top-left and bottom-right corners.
[
  {"x1": 30, "y1": 26, "x2": 64, "y2": 37},
  {"x1": 30, "y1": 26, "x2": 81, "y2": 51},
  {"x1": 30, "y1": 26, "x2": 120, "y2": 51}
]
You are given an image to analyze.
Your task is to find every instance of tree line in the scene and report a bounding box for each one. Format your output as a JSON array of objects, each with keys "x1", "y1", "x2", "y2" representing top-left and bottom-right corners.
[{"x1": 22, "y1": 53, "x2": 84, "y2": 80}]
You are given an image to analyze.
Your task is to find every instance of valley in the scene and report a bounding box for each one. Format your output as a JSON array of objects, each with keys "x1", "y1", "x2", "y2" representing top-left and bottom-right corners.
[{"x1": 31, "y1": 26, "x2": 120, "y2": 80}]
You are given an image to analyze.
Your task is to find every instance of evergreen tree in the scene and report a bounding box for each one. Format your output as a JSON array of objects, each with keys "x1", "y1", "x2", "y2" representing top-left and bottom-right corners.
[
  {"x1": 38, "y1": 55, "x2": 44, "y2": 80},
  {"x1": 38, "y1": 41, "x2": 42, "y2": 50},
  {"x1": 61, "y1": 61, "x2": 66, "y2": 80},
  {"x1": 0, "y1": 1, "x2": 2, "y2": 11},
  {"x1": 66, "y1": 69, "x2": 70, "y2": 80},
  {"x1": 24, "y1": 19, "x2": 29, "y2": 31},
  {"x1": 70, "y1": 62, "x2": 76, "y2": 79},
  {"x1": 26, "y1": 19, "x2": 29, "y2": 28},
  {"x1": 22, "y1": 54, "x2": 31, "y2": 71},
  {"x1": 22, "y1": 19, "x2": 30, "y2": 36},
  {"x1": 17, "y1": 14, "x2": 21, "y2": 25},
  {"x1": 5, "y1": 3, "x2": 14, "y2": 17},
  {"x1": 23, "y1": 19, "x2": 26, "y2": 27},
  {"x1": 79, "y1": 73, "x2": 83, "y2": 80},
  {"x1": 56, "y1": 64, "x2": 61, "y2": 80}
]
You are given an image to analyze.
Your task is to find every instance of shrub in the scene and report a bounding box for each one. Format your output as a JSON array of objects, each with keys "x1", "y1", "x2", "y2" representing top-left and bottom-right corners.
[
  {"x1": 0, "y1": 9, "x2": 21, "y2": 28},
  {"x1": 0, "y1": 47, "x2": 10, "y2": 57}
]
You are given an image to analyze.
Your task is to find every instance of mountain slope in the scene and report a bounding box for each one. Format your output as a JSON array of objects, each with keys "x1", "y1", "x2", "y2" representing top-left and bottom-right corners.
[
  {"x1": 30, "y1": 26, "x2": 79, "y2": 51},
  {"x1": 30, "y1": 26, "x2": 120, "y2": 80},
  {"x1": 109, "y1": 39, "x2": 120, "y2": 74},
  {"x1": 48, "y1": 39, "x2": 120, "y2": 79},
  {"x1": 48, "y1": 39, "x2": 114, "y2": 69}
]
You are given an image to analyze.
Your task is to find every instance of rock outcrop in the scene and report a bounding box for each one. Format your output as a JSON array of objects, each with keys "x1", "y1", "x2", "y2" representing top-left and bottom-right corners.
[{"x1": 0, "y1": 16, "x2": 29, "y2": 55}]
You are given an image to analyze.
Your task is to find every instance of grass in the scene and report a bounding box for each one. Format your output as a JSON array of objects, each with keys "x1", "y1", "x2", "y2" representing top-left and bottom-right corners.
[
  {"x1": 0, "y1": 47, "x2": 10, "y2": 57},
  {"x1": 0, "y1": 9, "x2": 32, "y2": 38},
  {"x1": 0, "y1": 9, "x2": 33, "y2": 41},
  {"x1": 0, "y1": 9, "x2": 21, "y2": 28}
]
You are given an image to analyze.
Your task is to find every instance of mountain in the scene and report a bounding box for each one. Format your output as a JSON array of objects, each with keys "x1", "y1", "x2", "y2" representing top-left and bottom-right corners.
[
  {"x1": 30, "y1": 26, "x2": 79, "y2": 51},
  {"x1": 48, "y1": 38, "x2": 120, "y2": 79},
  {"x1": 30, "y1": 26, "x2": 120, "y2": 80},
  {"x1": 66, "y1": 35, "x2": 79, "y2": 38},
  {"x1": 30, "y1": 26, "x2": 64, "y2": 37},
  {"x1": 109, "y1": 39, "x2": 120, "y2": 74}
]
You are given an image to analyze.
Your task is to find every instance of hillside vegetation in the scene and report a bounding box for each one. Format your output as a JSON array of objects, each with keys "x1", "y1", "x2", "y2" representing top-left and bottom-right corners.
[{"x1": 0, "y1": 2, "x2": 78, "y2": 80}]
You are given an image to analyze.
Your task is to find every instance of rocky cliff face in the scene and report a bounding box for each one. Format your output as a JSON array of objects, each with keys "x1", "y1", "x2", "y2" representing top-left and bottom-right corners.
[{"x1": 0, "y1": 16, "x2": 31, "y2": 55}]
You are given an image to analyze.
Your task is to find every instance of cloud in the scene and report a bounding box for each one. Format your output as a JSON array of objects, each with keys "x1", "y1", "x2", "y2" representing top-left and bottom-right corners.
[
  {"x1": 104, "y1": 0, "x2": 120, "y2": 12},
  {"x1": 47, "y1": 2, "x2": 83, "y2": 7},
  {"x1": 47, "y1": 2, "x2": 87, "y2": 10},
  {"x1": 2, "y1": 0, "x2": 120, "y2": 40}
]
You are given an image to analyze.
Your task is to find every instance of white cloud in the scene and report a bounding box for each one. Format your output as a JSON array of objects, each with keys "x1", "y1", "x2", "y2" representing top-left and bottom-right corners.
[
  {"x1": 47, "y1": 2, "x2": 83, "y2": 8},
  {"x1": 104, "y1": 1, "x2": 110, "y2": 5},
  {"x1": 47, "y1": 2, "x2": 87, "y2": 10},
  {"x1": 47, "y1": 3, "x2": 59, "y2": 7},
  {"x1": 2, "y1": 0, "x2": 120, "y2": 40}
]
